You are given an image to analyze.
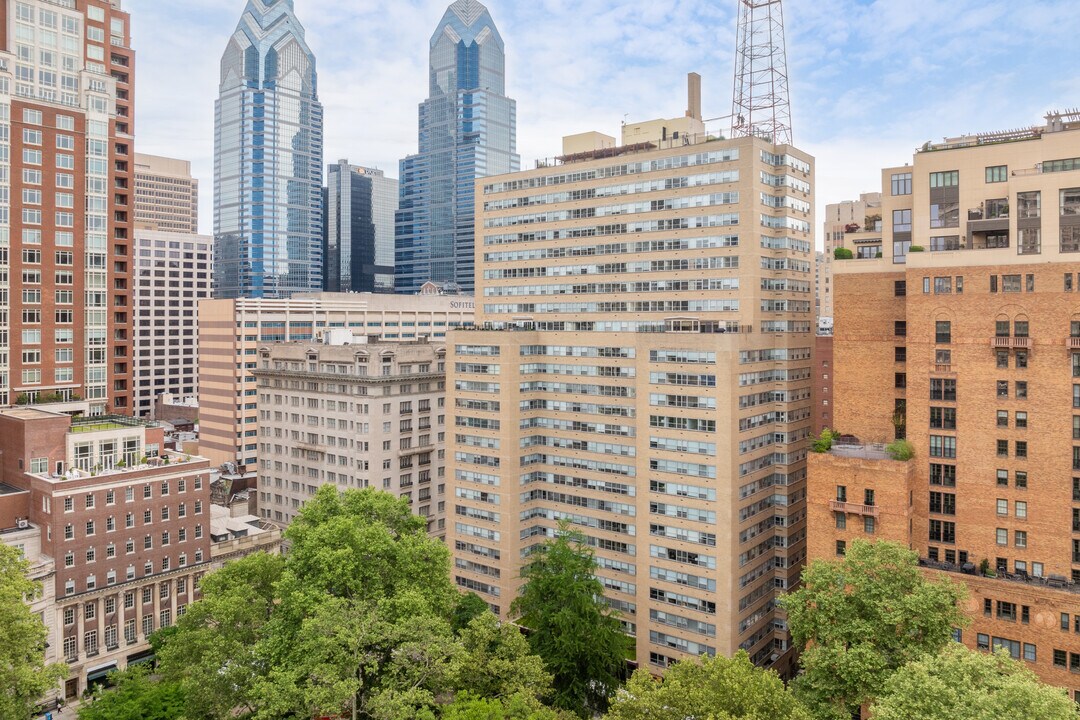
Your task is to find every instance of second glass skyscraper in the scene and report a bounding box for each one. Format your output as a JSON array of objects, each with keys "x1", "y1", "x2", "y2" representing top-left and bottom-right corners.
[{"x1": 395, "y1": 0, "x2": 519, "y2": 295}]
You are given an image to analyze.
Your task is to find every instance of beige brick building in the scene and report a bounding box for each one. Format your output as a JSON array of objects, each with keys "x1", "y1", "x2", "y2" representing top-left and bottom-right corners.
[
  {"x1": 196, "y1": 292, "x2": 473, "y2": 469},
  {"x1": 820, "y1": 192, "x2": 882, "y2": 319},
  {"x1": 251, "y1": 338, "x2": 448, "y2": 537},
  {"x1": 812, "y1": 111, "x2": 1080, "y2": 696},
  {"x1": 448, "y1": 102, "x2": 815, "y2": 674}
]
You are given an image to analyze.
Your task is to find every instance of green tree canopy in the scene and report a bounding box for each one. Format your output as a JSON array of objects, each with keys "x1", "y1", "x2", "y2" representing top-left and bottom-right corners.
[
  {"x1": 76, "y1": 666, "x2": 185, "y2": 720},
  {"x1": 451, "y1": 592, "x2": 492, "y2": 634},
  {"x1": 255, "y1": 485, "x2": 460, "y2": 720},
  {"x1": 0, "y1": 543, "x2": 66, "y2": 719},
  {"x1": 871, "y1": 643, "x2": 1080, "y2": 720},
  {"x1": 512, "y1": 527, "x2": 629, "y2": 718},
  {"x1": 155, "y1": 550, "x2": 284, "y2": 718},
  {"x1": 781, "y1": 540, "x2": 967, "y2": 720},
  {"x1": 450, "y1": 612, "x2": 551, "y2": 703},
  {"x1": 442, "y1": 692, "x2": 570, "y2": 720},
  {"x1": 605, "y1": 650, "x2": 811, "y2": 720}
]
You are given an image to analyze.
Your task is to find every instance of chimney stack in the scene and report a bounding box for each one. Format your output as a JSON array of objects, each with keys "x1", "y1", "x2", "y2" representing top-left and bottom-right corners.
[{"x1": 686, "y1": 72, "x2": 702, "y2": 121}]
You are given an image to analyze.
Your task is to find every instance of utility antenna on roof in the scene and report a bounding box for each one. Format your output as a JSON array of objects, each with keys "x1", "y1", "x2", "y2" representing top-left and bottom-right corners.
[{"x1": 730, "y1": 0, "x2": 793, "y2": 146}]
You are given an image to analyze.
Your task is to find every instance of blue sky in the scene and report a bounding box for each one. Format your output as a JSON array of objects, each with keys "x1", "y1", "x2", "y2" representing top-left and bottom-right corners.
[{"x1": 128, "y1": 0, "x2": 1080, "y2": 245}]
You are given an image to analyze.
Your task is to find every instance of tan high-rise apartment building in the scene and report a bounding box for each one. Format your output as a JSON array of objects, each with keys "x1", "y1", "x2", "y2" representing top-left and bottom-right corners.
[
  {"x1": 251, "y1": 338, "x2": 448, "y2": 536},
  {"x1": 809, "y1": 111, "x2": 1080, "y2": 696},
  {"x1": 820, "y1": 192, "x2": 882, "y2": 319},
  {"x1": 0, "y1": 0, "x2": 135, "y2": 413},
  {"x1": 197, "y1": 292, "x2": 473, "y2": 469},
  {"x1": 134, "y1": 153, "x2": 198, "y2": 233},
  {"x1": 448, "y1": 101, "x2": 815, "y2": 674}
]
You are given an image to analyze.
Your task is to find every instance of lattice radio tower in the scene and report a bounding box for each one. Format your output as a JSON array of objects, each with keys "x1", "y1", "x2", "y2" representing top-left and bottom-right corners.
[{"x1": 730, "y1": 0, "x2": 793, "y2": 146}]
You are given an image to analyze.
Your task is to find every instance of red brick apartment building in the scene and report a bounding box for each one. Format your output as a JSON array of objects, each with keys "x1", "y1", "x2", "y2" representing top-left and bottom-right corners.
[
  {"x1": 0, "y1": 0, "x2": 135, "y2": 413},
  {"x1": 0, "y1": 408, "x2": 212, "y2": 700},
  {"x1": 809, "y1": 112, "x2": 1080, "y2": 696}
]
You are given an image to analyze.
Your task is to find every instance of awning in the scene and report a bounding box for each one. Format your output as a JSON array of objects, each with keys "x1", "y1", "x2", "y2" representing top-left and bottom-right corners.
[{"x1": 85, "y1": 661, "x2": 117, "y2": 682}]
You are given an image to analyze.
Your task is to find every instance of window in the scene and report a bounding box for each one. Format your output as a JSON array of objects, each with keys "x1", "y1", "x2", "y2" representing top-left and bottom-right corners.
[
  {"x1": 1016, "y1": 381, "x2": 1027, "y2": 399},
  {"x1": 997, "y1": 381, "x2": 1009, "y2": 398},
  {"x1": 935, "y1": 321, "x2": 951, "y2": 344},
  {"x1": 1016, "y1": 501, "x2": 1027, "y2": 519},
  {"x1": 1016, "y1": 440, "x2": 1027, "y2": 459},
  {"x1": 997, "y1": 528, "x2": 1008, "y2": 545},
  {"x1": 1016, "y1": 471, "x2": 1027, "y2": 489},
  {"x1": 985, "y1": 165, "x2": 1007, "y2": 183},
  {"x1": 894, "y1": 280, "x2": 906, "y2": 296},
  {"x1": 892, "y1": 209, "x2": 912, "y2": 232},
  {"x1": 895, "y1": 347, "x2": 907, "y2": 362},
  {"x1": 1015, "y1": 530, "x2": 1027, "y2": 548},
  {"x1": 836, "y1": 540, "x2": 846, "y2": 556},
  {"x1": 835, "y1": 512, "x2": 846, "y2": 529},
  {"x1": 891, "y1": 172, "x2": 912, "y2": 195},
  {"x1": 929, "y1": 171, "x2": 959, "y2": 188},
  {"x1": 930, "y1": 464, "x2": 956, "y2": 487},
  {"x1": 894, "y1": 321, "x2": 906, "y2": 337},
  {"x1": 894, "y1": 372, "x2": 906, "y2": 389},
  {"x1": 997, "y1": 439, "x2": 1009, "y2": 457},
  {"x1": 864, "y1": 516, "x2": 875, "y2": 534},
  {"x1": 930, "y1": 379, "x2": 956, "y2": 401},
  {"x1": 930, "y1": 435, "x2": 956, "y2": 458},
  {"x1": 929, "y1": 520, "x2": 955, "y2": 544},
  {"x1": 930, "y1": 407, "x2": 956, "y2": 430},
  {"x1": 997, "y1": 410, "x2": 1009, "y2": 428},
  {"x1": 1016, "y1": 191, "x2": 1040, "y2": 219},
  {"x1": 933, "y1": 277, "x2": 952, "y2": 294},
  {"x1": 997, "y1": 498, "x2": 1008, "y2": 516},
  {"x1": 930, "y1": 202, "x2": 959, "y2": 228},
  {"x1": 836, "y1": 485, "x2": 847, "y2": 503}
]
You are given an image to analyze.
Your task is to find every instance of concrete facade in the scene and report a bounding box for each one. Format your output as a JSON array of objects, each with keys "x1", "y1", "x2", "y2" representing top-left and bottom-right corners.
[
  {"x1": 814, "y1": 112, "x2": 1080, "y2": 697},
  {"x1": 251, "y1": 339, "x2": 448, "y2": 536},
  {"x1": 133, "y1": 153, "x2": 198, "y2": 234},
  {"x1": 448, "y1": 123, "x2": 815, "y2": 674},
  {"x1": 196, "y1": 292, "x2": 473, "y2": 469}
]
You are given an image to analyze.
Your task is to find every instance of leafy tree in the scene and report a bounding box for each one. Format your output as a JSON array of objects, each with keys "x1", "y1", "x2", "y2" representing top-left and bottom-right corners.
[
  {"x1": 605, "y1": 651, "x2": 811, "y2": 720},
  {"x1": 781, "y1": 540, "x2": 967, "y2": 720},
  {"x1": 442, "y1": 692, "x2": 569, "y2": 720},
  {"x1": 452, "y1": 592, "x2": 492, "y2": 633},
  {"x1": 512, "y1": 527, "x2": 629, "y2": 718},
  {"x1": 450, "y1": 612, "x2": 551, "y2": 703},
  {"x1": 872, "y1": 643, "x2": 1080, "y2": 720},
  {"x1": 254, "y1": 485, "x2": 460, "y2": 720},
  {"x1": 0, "y1": 543, "x2": 66, "y2": 719},
  {"x1": 76, "y1": 666, "x2": 185, "y2": 720},
  {"x1": 155, "y1": 550, "x2": 284, "y2": 718},
  {"x1": 256, "y1": 593, "x2": 459, "y2": 720}
]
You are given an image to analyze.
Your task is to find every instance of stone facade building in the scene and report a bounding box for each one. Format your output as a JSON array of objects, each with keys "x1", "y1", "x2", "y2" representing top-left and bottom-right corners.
[{"x1": 251, "y1": 338, "x2": 448, "y2": 537}]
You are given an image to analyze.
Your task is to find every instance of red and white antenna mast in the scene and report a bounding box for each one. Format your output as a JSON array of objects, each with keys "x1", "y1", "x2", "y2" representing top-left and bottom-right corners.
[{"x1": 730, "y1": 0, "x2": 793, "y2": 146}]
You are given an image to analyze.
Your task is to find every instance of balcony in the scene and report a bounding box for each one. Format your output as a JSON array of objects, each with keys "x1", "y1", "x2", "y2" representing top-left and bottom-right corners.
[
  {"x1": 1067, "y1": 337, "x2": 1080, "y2": 350},
  {"x1": 991, "y1": 337, "x2": 1031, "y2": 349},
  {"x1": 920, "y1": 557, "x2": 1078, "y2": 593},
  {"x1": 828, "y1": 499, "x2": 879, "y2": 517}
]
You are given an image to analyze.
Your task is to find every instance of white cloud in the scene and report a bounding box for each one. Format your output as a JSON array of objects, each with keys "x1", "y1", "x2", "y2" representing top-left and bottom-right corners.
[{"x1": 127, "y1": 0, "x2": 1080, "y2": 248}]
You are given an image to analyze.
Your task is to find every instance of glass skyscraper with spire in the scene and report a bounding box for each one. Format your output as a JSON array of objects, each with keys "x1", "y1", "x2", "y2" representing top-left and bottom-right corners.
[
  {"x1": 214, "y1": 0, "x2": 324, "y2": 298},
  {"x1": 395, "y1": 0, "x2": 519, "y2": 295}
]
